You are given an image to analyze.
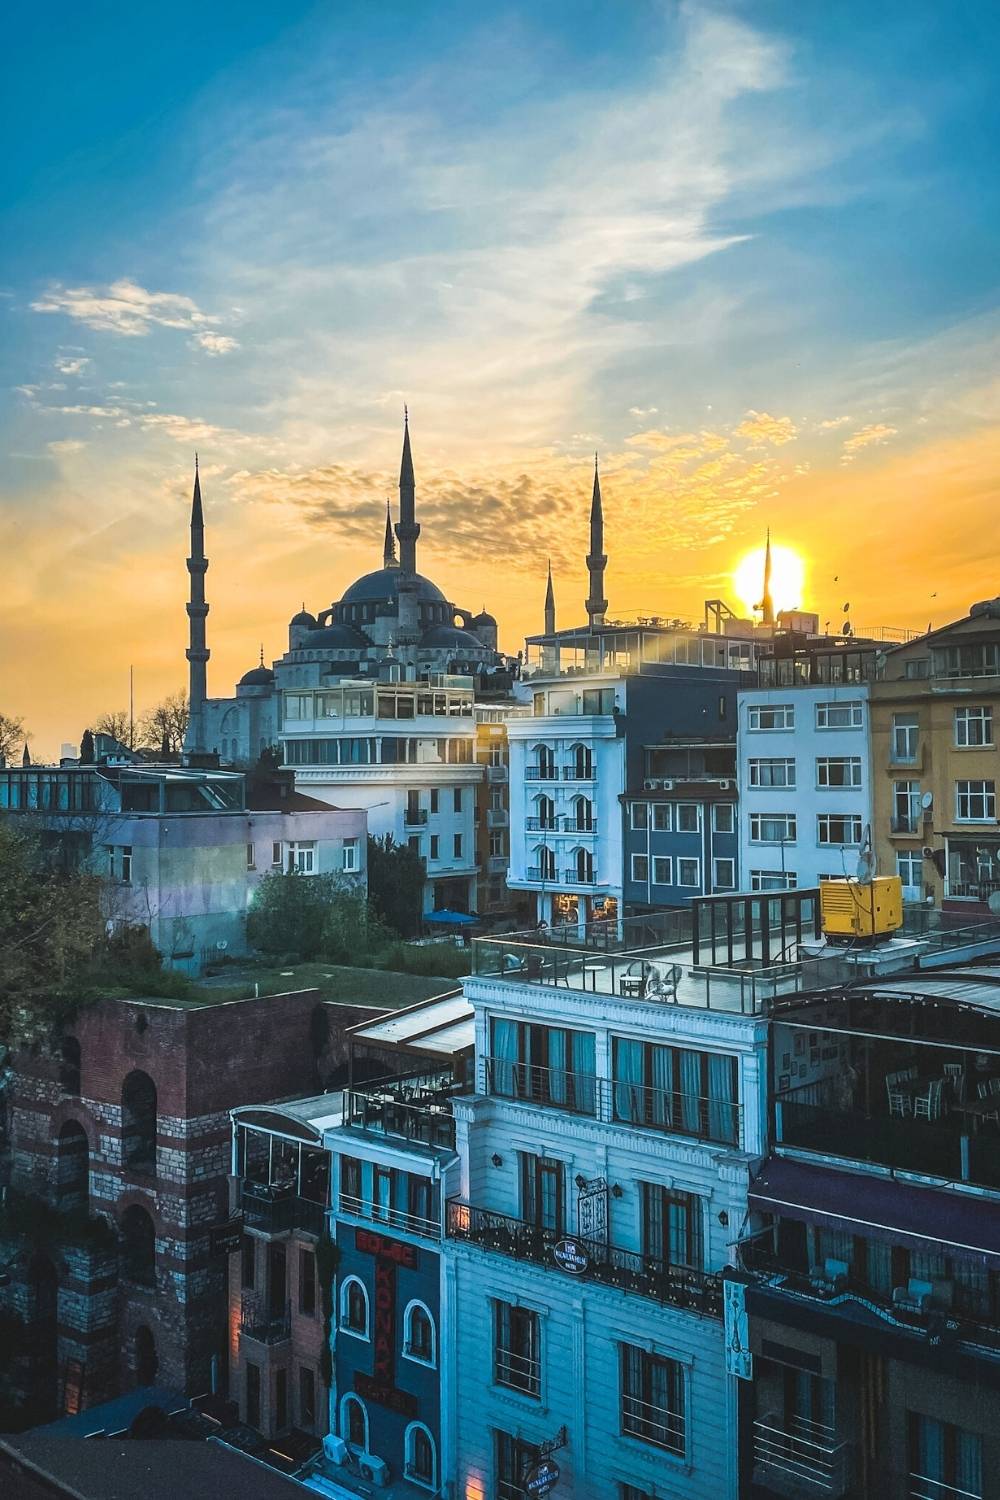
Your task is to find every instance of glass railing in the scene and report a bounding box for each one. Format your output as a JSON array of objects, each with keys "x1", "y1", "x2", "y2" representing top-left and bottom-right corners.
[{"x1": 241, "y1": 1182, "x2": 327, "y2": 1235}]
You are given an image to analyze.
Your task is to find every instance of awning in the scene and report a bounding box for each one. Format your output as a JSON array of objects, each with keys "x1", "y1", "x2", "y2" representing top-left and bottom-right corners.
[
  {"x1": 749, "y1": 1154, "x2": 1000, "y2": 1263},
  {"x1": 425, "y1": 909, "x2": 479, "y2": 925}
]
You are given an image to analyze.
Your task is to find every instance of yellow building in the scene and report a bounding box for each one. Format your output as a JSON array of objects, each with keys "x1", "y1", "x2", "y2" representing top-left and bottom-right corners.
[
  {"x1": 871, "y1": 599, "x2": 1000, "y2": 910},
  {"x1": 474, "y1": 705, "x2": 513, "y2": 915}
]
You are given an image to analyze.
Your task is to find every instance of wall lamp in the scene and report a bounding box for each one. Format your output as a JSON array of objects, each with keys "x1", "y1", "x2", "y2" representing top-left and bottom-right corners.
[
  {"x1": 611, "y1": 1183, "x2": 624, "y2": 1199},
  {"x1": 491, "y1": 1153, "x2": 503, "y2": 1168},
  {"x1": 718, "y1": 1210, "x2": 729, "y2": 1227}
]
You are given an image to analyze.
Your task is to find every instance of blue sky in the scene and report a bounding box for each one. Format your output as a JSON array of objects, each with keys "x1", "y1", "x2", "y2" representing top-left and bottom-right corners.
[{"x1": 3, "y1": 1, "x2": 1000, "y2": 749}]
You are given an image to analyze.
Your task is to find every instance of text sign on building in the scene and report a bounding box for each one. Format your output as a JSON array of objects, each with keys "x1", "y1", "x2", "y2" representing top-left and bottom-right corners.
[
  {"x1": 524, "y1": 1459, "x2": 560, "y2": 1495},
  {"x1": 354, "y1": 1228, "x2": 421, "y2": 1413},
  {"x1": 354, "y1": 1371, "x2": 418, "y2": 1418},
  {"x1": 210, "y1": 1217, "x2": 244, "y2": 1258},
  {"x1": 552, "y1": 1238, "x2": 589, "y2": 1276},
  {"x1": 355, "y1": 1228, "x2": 419, "y2": 1269}
]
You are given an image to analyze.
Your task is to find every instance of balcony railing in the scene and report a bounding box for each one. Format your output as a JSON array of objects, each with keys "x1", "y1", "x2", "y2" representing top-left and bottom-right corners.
[
  {"x1": 909, "y1": 1475, "x2": 982, "y2": 1500},
  {"x1": 340, "y1": 1194, "x2": 441, "y2": 1240},
  {"x1": 404, "y1": 809, "x2": 428, "y2": 826},
  {"x1": 345, "y1": 1073, "x2": 457, "y2": 1150},
  {"x1": 525, "y1": 817, "x2": 557, "y2": 831},
  {"x1": 564, "y1": 868, "x2": 597, "y2": 884},
  {"x1": 485, "y1": 1057, "x2": 598, "y2": 1116},
  {"x1": 948, "y1": 879, "x2": 1000, "y2": 901},
  {"x1": 486, "y1": 764, "x2": 508, "y2": 783},
  {"x1": 240, "y1": 1293, "x2": 291, "y2": 1345},
  {"x1": 241, "y1": 1182, "x2": 327, "y2": 1236},
  {"x1": 525, "y1": 766, "x2": 558, "y2": 781},
  {"x1": 753, "y1": 1415, "x2": 851, "y2": 1497},
  {"x1": 562, "y1": 765, "x2": 596, "y2": 781},
  {"x1": 447, "y1": 1200, "x2": 722, "y2": 1317},
  {"x1": 487, "y1": 855, "x2": 508, "y2": 875},
  {"x1": 525, "y1": 865, "x2": 556, "y2": 882},
  {"x1": 486, "y1": 809, "x2": 509, "y2": 829},
  {"x1": 562, "y1": 816, "x2": 597, "y2": 834}
]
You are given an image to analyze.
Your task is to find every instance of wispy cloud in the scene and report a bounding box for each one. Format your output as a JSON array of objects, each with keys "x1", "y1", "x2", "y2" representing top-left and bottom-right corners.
[
  {"x1": 842, "y1": 421, "x2": 898, "y2": 459},
  {"x1": 47, "y1": 439, "x2": 86, "y2": 454},
  {"x1": 32, "y1": 278, "x2": 223, "y2": 338},
  {"x1": 54, "y1": 354, "x2": 91, "y2": 376},
  {"x1": 735, "y1": 410, "x2": 799, "y2": 447},
  {"x1": 191, "y1": 332, "x2": 240, "y2": 355},
  {"x1": 817, "y1": 414, "x2": 852, "y2": 429}
]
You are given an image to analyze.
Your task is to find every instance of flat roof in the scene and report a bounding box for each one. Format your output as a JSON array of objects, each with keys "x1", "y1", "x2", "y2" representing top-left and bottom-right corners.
[
  {"x1": 349, "y1": 989, "x2": 471, "y2": 1054},
  {"x1": 868, "y1": 968, "x2": 1000, "y2": 1016},
  {"x1": 0, "y1": 1434, "x2": 308, "y2": 1500}
]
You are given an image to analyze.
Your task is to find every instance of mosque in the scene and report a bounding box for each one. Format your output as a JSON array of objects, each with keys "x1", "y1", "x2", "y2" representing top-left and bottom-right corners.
[{"x1": 186, "y1": 413, "x2": 516, "y2": 766}]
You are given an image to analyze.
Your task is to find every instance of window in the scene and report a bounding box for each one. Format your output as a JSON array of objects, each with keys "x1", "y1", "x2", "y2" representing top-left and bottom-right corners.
[
  {"x1": 612, "y1": 1039, "x2": 738, "y2": 1144},
  {"x1": 583, "y1": 687, "x2": 616, "y2": 714},
  {"x1": 339, "y1": 1276, "x2": 369, "y2": 1338},
  {"x1": 454, "y1": 787, "x2": 463, "y2": 813},
  {"x1": 430, "y1": 788, "x2": 439, "y2": 813},
  {"x1": 489, "y1": 831, "x2": 505, "y2": 857},
  {"x1": 246, "y1": 1361, "x2": 261, "y2": 1429},
  {"x1": 641, "y1": 1184, "x2": 705, "y2": 1269},
  {"x1": 620, "y1": 1344, "x2": 685, "y2": 1454},
  {"x1": 403, "y1": 1302, "x2": 435, "y2": 1366},
  {"x1": 373, "y1": 1164, "x2": 392, "y2": 1222},
  {"x1": 621, "y1": 1488, "x2": 654, "y2": 1500},
  {"x1": 107, "y1": 844, "x2": 133, "y2": 883},
  {"x1": 712, "y1": 803, "x2": 735, "y2": 833},
  {"x1": 430, "y1": 834, "x2": 440, "y2": 860},
  {"x1": 897, "y1": 849, "x2": 923, "y2": 895},
  {"x1": 532, "y1": 845, "x2": 556, "y2": 880},
  {"x1": 521, "y1": 1154, "x2": 564, "y2": 1234},
  {"x1": 816, "y1": 757, "x2": 862, "y2": 788},
  {"x1": 815, "y1": 700, "x2": 863, "y2": 730},
  {"x1": 652, "y1": 856, "x2": 673, "y2": 885},
  {"x1": 271, "y1": 840, "x2": 282, "y2": 866},
  {"x1": 299, "y1": 1366, "x2": 316, "y2": 1433},
  {"x1": 652, "y1": 803, "x2": 672, "y2": 831},
  {"x1": 817, "y1": 814, "x2": 863, "y2": 846},
  {"x1": 453, "y1": 832, "x2": 463, "y2": 858},
  {"x1": 955, "y1": 706, "x2": 994, "y2": 747},
  {"x1": 122, "y1": 1070, "x2": 157, "y2": 1174},
  {"x1": 892, "y1": 780, "x2": 921, "y2": 833},
  {"x1": 298, "y1": 1249, "x2": 315, "y2": 1317},
  {"x1": 631, "y1": 802, "x2": 648, "y2": 831},
  {"x1": 342, "y1": 838, "x2": 359, "y2": 872},
  {"x1": 286, "y1": 841, "x2": 316, "y2": 874},
  {"x1": 932, "y1": 642, "x2": 1000, "y2": 679},
  {"x1": 747, "y1": 704, "x2": 794, "y2": 731},
  {"x1": 631, "y1": 853, "x2": 649, "y2": 882},
  {"x1": 341, "y1": 1155, "x2": 362, "y2": 1212},
  {"x1": 713, "y1": 857, "x2": 736, "y2": 889},
  {"x1": 748, "y1": 758, "x2": 796, "y2": 787},
  {"x1": 494, "y1": 1301, "x2": 540, "y2": 1395},
  {"x1": 750, "y1": 869, "x2": 797, "y2": 891},
  {"x1": 676, "y1": 803, "x2": 700, "y2": 833},
  {"x1": 749, "y1": 813, "x2": 797, "y2": 844},
  {"x1": 956, "y1": 780, "x2": 996, "y2": 822},
  {"x1": 490, "y1": 1020, "x2": 596, "y2": 1114},
  {"x1": 275, "y1": 1367, "x2": 287, "y2": 1431},
  {"x1": 241, "y1": 1237, "x2": 255, "y2": 1290},
  {"x1": 405, "y1": 1423, "x2": 437, "y2": 1490},
  {"x1": 407, "y1": 834, "x2": 421, "y2": 857},
  {"x1": 677, "y1": 857, "x2": 700, "y2": 887},
  {"x1": 342, "y1": 1394, "x2": 368, "y2": 1451},
  {"x1": 246, "y1": 842, "x2": 255, "y2": 869},
  {"x1": 496, "y1": 1432, "x2": 541, "y2": 1500},
  {"x1": 908, "y1": 1413, "x2": 982, "y2": 1500}
]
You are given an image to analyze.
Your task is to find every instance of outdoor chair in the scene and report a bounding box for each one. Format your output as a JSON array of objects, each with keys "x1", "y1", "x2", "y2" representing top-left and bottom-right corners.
[
  {"x1": 977, "y1": 1080, "x2": 1000, "y2": 1124},
  {"x1": 943, "y1": 1063, "x2": 966, "y2": 1103},
  {"x1": 644, "y1": 961, "x2": 682, "y2": 1002},
  {"x1": 886, "y1": 1081, "x2": 912, "y2": 1118},
  {"x1": 893, "y1": 1278, "x2": 934, "y2": 1314},
  {"x1": 809, "y1": 1257, "x2": 849, "y2": 1295},
  {"x1": 913, "y1": 1078, "x2": 944, "y2": 1122}
]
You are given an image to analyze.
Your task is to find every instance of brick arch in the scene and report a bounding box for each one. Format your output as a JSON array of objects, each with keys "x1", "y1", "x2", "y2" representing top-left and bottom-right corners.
[
  {"x1": 47, "y1": 1101, "x2": 98, "y2": 1152},
  {"x1": 115, "y1": 1188, "x2": 164, "y2": 1238}
]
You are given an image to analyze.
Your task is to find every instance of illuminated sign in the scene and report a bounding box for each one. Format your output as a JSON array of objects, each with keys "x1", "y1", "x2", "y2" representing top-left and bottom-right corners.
[
  {"x1": 524, "y1": 1459, "x2": 561, "y2": 1495},
  {"x1": 355, "y1": 1228, "x2": 418, "y2": 1269},
  {"x1": 552, "y1": 1238, "x2": 589, "y2": 1276},
  {"x1": 353, "y1": 1228, "x2": 422, "y2": 1413}
]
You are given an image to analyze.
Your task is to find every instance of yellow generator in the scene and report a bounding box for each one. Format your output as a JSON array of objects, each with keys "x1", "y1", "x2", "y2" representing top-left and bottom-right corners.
[{"x1": 821, "y1": 876, "x2": 903, "y2": 941}]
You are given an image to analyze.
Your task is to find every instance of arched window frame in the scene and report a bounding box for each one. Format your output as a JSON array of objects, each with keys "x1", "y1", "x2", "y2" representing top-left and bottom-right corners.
[
  {"x1": 404, "y1": 1421, "x2": 438, "y2": 1491},
  {"x1": 401, "y1": 1299, "x2": 436, "y2": 1368},
  {"x1": 340, "y1": 1392, "x2": 369, "y2": 1452},
  {"x1": 338, "y1": 1275, "x2": 370, "y2": 1340},
  {"x1": 572, "y1": 794, "x2": 594, "y2": 831}
]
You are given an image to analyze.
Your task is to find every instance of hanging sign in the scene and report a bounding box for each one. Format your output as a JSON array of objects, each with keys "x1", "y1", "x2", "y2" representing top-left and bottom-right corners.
[
  {"x1": 552, "y1": 1237, "x2": 589, "y2": 1276},
  {"x1": 524, "y1": 1459, "x2": 561, "y2": 1495},
  {"x1": 724, "y1": 1276, "x2": 754, "y2": 1380}
]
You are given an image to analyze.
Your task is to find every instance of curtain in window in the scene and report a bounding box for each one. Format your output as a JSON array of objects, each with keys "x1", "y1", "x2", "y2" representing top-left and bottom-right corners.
[
  {"x1": 573, "y1": 1030, "x2": 596, "y2": 1113},
  {"x1": 679, "y1": 1049, "x2": 702, "y2": 1135},
  {"x1": 650, "y1": 1045, "x2": 672, "y2": 1129},
  {"x1": 950, "y1": 1258, "x2": 989, "y2": 1318},
  {"x1": 613, "y1": 1039, "x2": 645, "y2": 1123},
  {"x1": 909, "y1": 1249, "x2": 947, "y2": 1283},
  {"x1": 547, "y1": 1027, "x2": 568, "y2": 1105},
  {"x1": 642, "y1": 1185, "x2": 664, "y2": 1263},
  {"x1": 817, "y1": 1227, "x2": 853, "y2": 1267},
  {"x1": 668, "y1": 1193, "x2": 703, "y2": 1269},
  {"x1": 491, "y1": 1018, "x2": 519, "y2": 1098},
  {"x1": 865, "y1": 1240, "x2": 893, "y2": 1293},
  {"x1": 707, "y1": 1053, "x2": 737, "y2": 1143},
  {"x1": 955, "y1": 1430, "x2": 983, "y2": 1497},
  {"x1": 912, "y1": 1416, "x2": 945, "y2": 1486}
]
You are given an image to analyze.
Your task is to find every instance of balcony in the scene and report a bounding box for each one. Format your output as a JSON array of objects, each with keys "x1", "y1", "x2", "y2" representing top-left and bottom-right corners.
[
  {"x1": 345, "y1": 1070, "x2": 458, "y2": 1150},
  {"x1": 525, "y1": 766, "x2": 558, "y2": 781},
  {"x1": 241, "y1": 1182, "x2": 327, "y2": 1236},
  {"x1": 447, "y1": 1200, "x2": 722, "y2": 1316},
  {"x1": 525, "y1": 865, "x2": 556, "y2": 882},
  {"x1": 753, "y1": 1414, "x2": 851, "y2": 1497},
  {"x1": 485, "y1": 1057, "x2": 597, "y2": 1117},
  {"x1": 909, "y1": 1475, "x2": 983, "y2": 1500},
  {"x1": 340, "y1": 1194, "x2": 441, "y2": 1240},
  {"x1": 486, "y1": 808, "x2": 509, "y2": 829},
  {"x1": 486, "y1": 855, "x2": 508, "y2": 875},
  {"x1": 525, "y1": 817, "x2": 558, "y2": 832},
  {"x1": 404, "y1": 808, "x2": 428, "y2": 826},
  {"x1": 562, "y1": 816, "x2": 597, "y2": 835},
  {"x1": 239, "y1": 1293, "x2": 291, "y2": 1345},
  {"x1": 486, "y1": 764, "x2": 508, "y2": 783},
  {"x1": 562, "y1": 765, "x2": 596, "y2": 781},
  {"x1": 564, "y1": 868, "x2": 597, "y2": 884}
]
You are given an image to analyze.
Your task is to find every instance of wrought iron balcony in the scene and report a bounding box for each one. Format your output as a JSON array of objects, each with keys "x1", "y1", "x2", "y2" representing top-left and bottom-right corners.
[
  {"x1": 525, "y1": 766, "x2": 559, "y2": 781},
  {"x1": 753, "y1": 1414, "x2": 851, "y2": 1497},
  {"x1": 525, "y1": 865, "x2": 556, "y2": 882},
  {"x1": 564, "y1": 868, "x2": 597, "y2": 884},
  {"x1": 562, "y1": 765, "x2": 596, "y2": 781},
  {"x1": 525, "y1": 816, "x2": 557, "y2": 831},
  {"x1": 447, "y1": 1200, "x2": 722, "y2": 1317},
  {"x1": 240, "y1": 1181, "x2": 327, "y2": 1237},
  {"x1": 404, "y1": 808, "x2": 428, "y2": 826},
  {"x1": 239, "y1": 1293, "x2": 291, "y2": 1345},
  {"x1": 562, "y1": 816, "x2": 597, "y2": 834}
]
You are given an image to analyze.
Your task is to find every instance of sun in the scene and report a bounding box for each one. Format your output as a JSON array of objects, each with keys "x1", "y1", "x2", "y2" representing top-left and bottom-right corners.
[{"x1": 733, "y1": 543, "x2": 806, "y2": 618}]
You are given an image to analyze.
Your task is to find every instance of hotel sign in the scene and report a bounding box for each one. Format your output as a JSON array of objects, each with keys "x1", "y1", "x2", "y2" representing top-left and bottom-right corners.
[
  {"x1": 552, "y1": 1237, "x2": 589, "y2": 1276},
  {"x1": 353, "y1": 1228, "x2": 421, "y2": 1415}
]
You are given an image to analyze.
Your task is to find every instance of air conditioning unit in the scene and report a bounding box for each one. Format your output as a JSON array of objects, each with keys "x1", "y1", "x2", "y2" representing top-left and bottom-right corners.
[
  {"x1": 323, "y1": 1434, "x2": 349, "y2": 1466},
  {"x1": 922, "y1": 846, "x2": 934, "y2": 858},
  {"x1": 358, "y1": 1456, "x2": 390, "y2": 1488},
  {"x1": 717, "y1": 779, "x2": 732, "y2": 790},
  {"x1": 660, "y1": 779, "x2": 675, "y2": 791}
]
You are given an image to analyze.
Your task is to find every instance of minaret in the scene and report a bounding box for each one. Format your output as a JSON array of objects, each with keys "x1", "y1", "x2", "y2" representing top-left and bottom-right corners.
[
  {"x1": 585, "y1": 453, "x2": 608, "y2": 629},
  {"x1": 544, "y1": 558, "x2": 556, "y2": 635},
  {"x1": 394, "y1": 407, "x2": 419, "y2": 573},
  {"x1": 383, "y1": 499, "x2": 398, "y2": 568},
  {"x1": 185, "y1": 456, "x2": 210, "y2": 754},
  {"x1": 759, "y1": 527, "x2": 775, "y2": 627},
  {"x1": 22, "y1": 742, "x2": 31, "y2": 767}
]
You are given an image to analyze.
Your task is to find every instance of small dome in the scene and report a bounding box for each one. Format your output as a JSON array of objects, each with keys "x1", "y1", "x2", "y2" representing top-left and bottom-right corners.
[
  {"x1": 472, "y1": 610, "x2": 497, "y2": 627},
  {"x1": 302, "y1": 622, "x2": 368, "y2": 649},
  {"x1": 421, "y1": 624, "x2": 487, "y2": 651},
  {"x1": 291, "y1": 608, "x2": 317, "y2": 628},
  {"x1": 238, "y1": 664, "x2": 276, "y2": 687}
]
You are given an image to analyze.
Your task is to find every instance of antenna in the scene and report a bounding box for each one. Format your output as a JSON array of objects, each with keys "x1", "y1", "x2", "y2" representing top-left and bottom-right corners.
[{"x1": 129, "y1": 665, "x2": 134, "y2": 750}]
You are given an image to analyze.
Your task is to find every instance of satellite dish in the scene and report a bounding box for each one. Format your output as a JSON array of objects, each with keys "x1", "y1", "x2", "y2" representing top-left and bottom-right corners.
[
  {"x1": 920, "y1": 791, "x2": 933, "y2": 810},
  {"x1": 990, "y1": 893, "x2": 1000, "y2": 916}
]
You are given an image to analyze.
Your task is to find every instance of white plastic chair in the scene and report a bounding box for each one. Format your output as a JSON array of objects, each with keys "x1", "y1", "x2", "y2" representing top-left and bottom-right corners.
[{"x1": 913, "y1": 1079, "x2": 943, "y2": 1122}]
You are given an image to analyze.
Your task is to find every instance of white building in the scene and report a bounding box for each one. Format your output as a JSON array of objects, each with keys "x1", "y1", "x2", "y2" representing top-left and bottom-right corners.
[
  {"x1": 738, "y1": 651, "x2": 876, "y2": 893},
  {"x1": 443, "y1": 914, "x2": 776, "y2": 1500}
]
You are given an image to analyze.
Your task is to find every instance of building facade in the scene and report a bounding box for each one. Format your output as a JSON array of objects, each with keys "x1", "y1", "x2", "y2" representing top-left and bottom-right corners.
[
  {"x1": 624, "y1": 736, "x2": 739, "y2": 910},
  {"x1": 870, "y1": 600, "x2": 1000, "y2": 910}
]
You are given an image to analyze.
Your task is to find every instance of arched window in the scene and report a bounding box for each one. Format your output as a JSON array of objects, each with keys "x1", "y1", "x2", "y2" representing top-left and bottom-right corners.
[
  {"x1": 573, "y1": 796, "x2": 594, "y2": 832},
  {"x1": 135, "y1": 1324, "x2": 158, "y2": 1385},
  {"x1": 571, "y1": 743, "x2": 593, "y2": 779},
  {"x1": 402, "y1": 1300, "x2": 436, "y2": 1366},
  {"x1": 536, "y1": 794, "x2": 555, "y2": 831},
  {"x1": 56, "y1": 1120, "x2": 89, "y2": 1214},
  {"x1": 339, "y1": 1276, "x2": 369, "y2": 1338},
  {"x1": 533, "y1": 744, "x2": 555, "y2": 780},
  {"x1": 533, "y1": 845, "x2": 555, "y2": 882},
  {"x1": 120, "y1": 1204, "x2": 156, "y2": 1286},
  {"x1": 58, "y1": 1036, "x2": 81, "y2": 1096},
  {"x1": 121, "y1": 1070, "x2": 157, "y2": 1175},
  {"x1": 405, "y1": 1422, "x2": 437, "y2": 1489},
  {"x1": 575, "y1": 848, "x2": 594, "y2": 883},
  {"x1": 341, "y1": 1393, "x2": 368, "y2": 1451}
]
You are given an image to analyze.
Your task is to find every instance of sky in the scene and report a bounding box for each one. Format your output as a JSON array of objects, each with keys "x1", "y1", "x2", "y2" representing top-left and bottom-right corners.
[{"x1": 3, "y1": 0, "x2": 1000, "y2": 755}]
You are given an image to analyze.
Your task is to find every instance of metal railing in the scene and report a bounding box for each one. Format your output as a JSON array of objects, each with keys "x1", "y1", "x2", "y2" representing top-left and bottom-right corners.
[
  {"x1": 525, "y1": 865, "x2": 556, "y2": 882},
  {"x1": 909, "y1": 1475, "x2": 982, "y2": 1500},
  {"x1": 447, "y1": 1200, "x2": 722, "y2": 1317},
  {"x1": 485, "y1": 1057, "x2": 598, "y2": 1116},
  {"x1": 562, "y1": 765, "x2": 596, "y2": 780},
  {"x1": 404, "y1": 808, "x2": 428, "y2": 825},
  {"x1": 486, "y1": 808, "x2": 509, "y2": 829},
  {"x1": 611, "y1": 1079, "x2": 741, "y2": 1146},
  {"x1": 525, "y1": 766, "x2": 558, "y2": 781},
  {"x1": 525, "y1": 816, "x2": 557, "y2": 831},
  {"x1": 486, "y1": 764, "x2": 508, "y2": 783},
  {"x1": 562, "y1": 816, "x2": 597, "y2": 834},
  {"x1": 621, "y1": 1389, "x2": 686, "y2": 1454},
  {"x1": 240, "y1": 1293, "x2": 291, "y2": 1345},
  {"x1": 241, "y1": 1182, "x2": 327, "y2": 1236},
  {"x1": 345, "y1": 1081, "x2": 457, "y2": 1150},
  {"x1": 340, "y1": 1194, "x2": 441, "y2": 1240},
  {"x1": 753, "y1": 1414, "x2": 850, "y2": 1496},
  {"x1": 564, "y1": 868, "x2": 597, "y2": 884},
  {"x1": 494, "y1": 1345, "x2": 541, "y2": 1396}
]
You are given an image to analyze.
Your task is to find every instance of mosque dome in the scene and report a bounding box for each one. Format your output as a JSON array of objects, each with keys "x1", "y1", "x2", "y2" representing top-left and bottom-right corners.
[
  {"x1": 238, "y1": 663, "x2": 276, "y2": 688},
  {"x1": 303, "y1": 622, "x2": 368, "y2": 649},
  {"x1": 290, "y1": 608, "x2": 317, "y2": 629},
  {"x1": 340, "y1": 569, "x2": 448, "y2": 607},
  {"x1": 472, "y1": 610, "x2": 497, "y2": 629},
  {"x1": 421, "y1": 623, "x2": 488, "y2": 652}
]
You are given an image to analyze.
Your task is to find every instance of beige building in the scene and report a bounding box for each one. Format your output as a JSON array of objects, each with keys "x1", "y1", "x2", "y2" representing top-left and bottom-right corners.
[{"x1": 871, "y1": 599, "x2": 1000, "y2": 910}]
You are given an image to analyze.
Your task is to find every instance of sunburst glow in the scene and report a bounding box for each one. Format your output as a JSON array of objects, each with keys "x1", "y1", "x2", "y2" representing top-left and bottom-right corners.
[{"x1": 733, "y1": 544, "x2": 806, "y2": 618}]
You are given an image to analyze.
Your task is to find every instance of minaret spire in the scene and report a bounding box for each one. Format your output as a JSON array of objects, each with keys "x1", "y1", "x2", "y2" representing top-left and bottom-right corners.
[
  {"x1": 383, "y1": 499, "x2": 398, "y2": 568},
  {"x1": 544, "y1": 558, "x2": 556, "y2": 635},
  {"x1": 759, "y1": 527, "x2": 775, "y2": 627},
  {"x1": 585, "y1": 452, "x2": 608, "y2": 629},
  {"x1": 185, "y1": 457, "x2": 210, "y2": 755},
  {"x1": 395, "y1": 407, "x2": 419, "y2": 572}
]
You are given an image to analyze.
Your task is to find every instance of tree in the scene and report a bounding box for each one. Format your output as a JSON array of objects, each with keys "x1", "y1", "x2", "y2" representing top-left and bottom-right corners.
[
  {"x1": 0, "y1": 823, "x2": 106, "y2": 1043},
  {"x1": 79, "y1": 729, "x2": 95, "y2": 765},
  {"x1": 367, "y1": 834, "x2": 424, "y2": 938},
  {"x1": 0, "y1": 713, "x2": 28, "y2": 763},
  {"x1": 247, "y1": 871, "x2": 343, "y2": 959},
  {"x1": 93, "y1": 709, "x2": 133, "y2": 748},
  {"x1": 139, "y1": 692, "x2": 188, "y2": 755}
]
